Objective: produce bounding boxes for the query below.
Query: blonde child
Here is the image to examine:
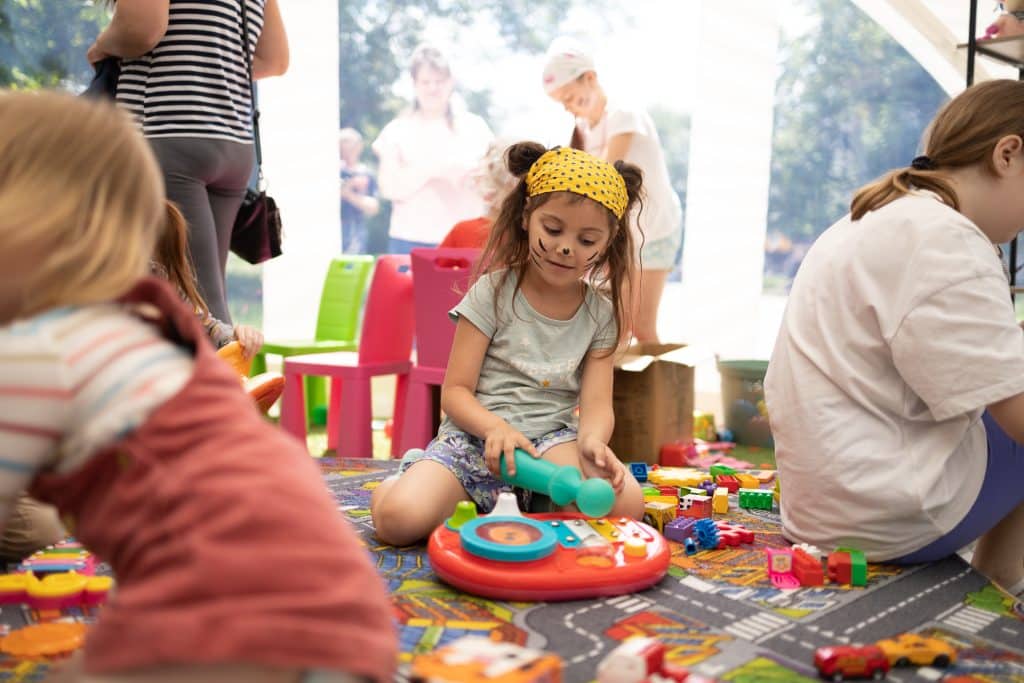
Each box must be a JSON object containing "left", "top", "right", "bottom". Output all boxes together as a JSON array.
[
  {"left": 542, "top": 37, "right": 683, "bottom": 344},
  {"left": 153, "top": 201, "right": 264, "bottom": 360},
  {"left": 765, "top": 79, "right": 1024, "bottom": 596},
  {"left": 372, "top": 143, "right": 646, "bottom": 546},
  {"left": 0, "top": 91, "right": 396, "bottom": 682}
]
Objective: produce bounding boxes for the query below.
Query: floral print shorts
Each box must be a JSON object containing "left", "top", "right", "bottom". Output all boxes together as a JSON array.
[{"left": 398, "top": 426, "right": 578, "bottom": 512}]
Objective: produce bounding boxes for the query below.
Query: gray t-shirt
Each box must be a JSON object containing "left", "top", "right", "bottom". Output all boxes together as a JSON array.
[{"left": 440, "top": 271, "right": 618, "bottom": 440}]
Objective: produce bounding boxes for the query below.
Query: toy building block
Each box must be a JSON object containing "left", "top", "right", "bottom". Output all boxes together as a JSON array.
[
  {"left": 714, "top": 474, "right": 740, "bottom": 493},
  {"left": 677, "top": 494, "right": 711, "bottom": 519},
  {"left": 663, "top": 517, "right": 699, "bottom": 543},
  {"left": 683, "top": 537, "right": 697, "bottom": 555},
  {"left": 708, "top": 464, "right": 736, "bottom": 478},
  {"left": 501, "top": 448, "right": 614, "bottom": 518},
  {"left": 658, "top": 441, "right": 696, "bottom": 467},
  {"left": 643, "top": 501, "right": 676, "bottom": 534},
  {"left": 792, "top": 542, "right": 823, "bottom": 561},
  {"left": 792, "top": 548, "right": 824, "bottom": 586},
  {"left": 837, "top": 547, "right": 867, "bottom": 586},
  {"left": 694, "top": 518, "right": 720, "bottom": 550},
  {"left": 647, "top": 467, "right": 711, "bottom": 489},
  {"left": 738, "top": 488, "right": 773, "bottom": 511},
  {"left": 714, "top": 521, "right": 754, "bottom": 546},
  {"left": 629, "top": 462, "right": 649, "bottom": 483},
  {"left": 734, "top": 473, "right": 759, "bottom": 490},
  {"left": 697, "top": 480, "right": 717, "bottom": 496},
  {"left": 712, "top": 487, "right": 729, "bottom": 514},
  {"left": 826, "top": 551, "right": 853, "bottom": 585},
  {"left": 657, "top": 485, "right": 680, "bottom": 497}
]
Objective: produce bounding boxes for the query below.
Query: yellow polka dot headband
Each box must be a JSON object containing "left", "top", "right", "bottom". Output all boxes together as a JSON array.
[{"left": 525, "top": 147, "right": 628, "bottom": 219}]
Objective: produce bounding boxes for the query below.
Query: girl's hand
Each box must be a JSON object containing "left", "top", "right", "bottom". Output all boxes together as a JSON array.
[
  {"left": 483, "top": 422, "right": 538, "bottom": 478},
  {"left": 234, "top": 325, "right": 264, "bottom": 359},
  {"left": 578, "top": 435, "right": 626, "bottom": 493}
]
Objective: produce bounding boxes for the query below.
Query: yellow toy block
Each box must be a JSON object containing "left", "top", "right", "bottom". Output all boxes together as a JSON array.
[
  {"left": 712, "top": 487, "right": 729, "bottom": 514},
  {"left": 647, "top": 467, "right": 711, "bottom": 488},
  {"left": 643, "top": 501, "right": 676, "bottom": 533},
  {"left": 735, "top": 473, "right": 759, "bottom": 490}
]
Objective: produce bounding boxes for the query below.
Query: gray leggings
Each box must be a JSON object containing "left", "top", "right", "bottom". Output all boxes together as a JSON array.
[{"left": 149, "top": 137, "right": 255, "bottom": 323}]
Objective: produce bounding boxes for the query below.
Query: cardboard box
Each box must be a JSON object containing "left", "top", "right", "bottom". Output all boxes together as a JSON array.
[{"left": 609, "top": 343, "right": 695, "bottom": 465}]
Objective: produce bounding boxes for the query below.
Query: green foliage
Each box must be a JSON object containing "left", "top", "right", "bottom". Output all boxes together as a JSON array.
[
  {"left": 768, "top": 0, "right": 947, "bottom": 247},
  {"left": 0, "top": 0, "right": 108, "bottom": 90}
]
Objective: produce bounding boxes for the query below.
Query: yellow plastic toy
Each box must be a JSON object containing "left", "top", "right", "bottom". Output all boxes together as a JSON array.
[
  {"left": 646, "top": 467, "right": 711, "bottom": 489},
  {"left": 0, "top": 622, "right": 87, "bottom": 658}
]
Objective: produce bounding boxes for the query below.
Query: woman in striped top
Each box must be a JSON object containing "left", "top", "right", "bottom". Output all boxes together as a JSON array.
[
  {"left": 87, "top": 0, "right": 289, "bottom": 324},
  {"left": 0, "top": 92, "right": 396, "bottom": 682}
]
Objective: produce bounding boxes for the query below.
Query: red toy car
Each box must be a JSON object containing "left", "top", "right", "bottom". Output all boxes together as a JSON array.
[
  {"left": 597, "top": 637, "right": 717, "bottom": 683},
  {"left": 813, "top": 644, "right": 890, "bottom": 681}
]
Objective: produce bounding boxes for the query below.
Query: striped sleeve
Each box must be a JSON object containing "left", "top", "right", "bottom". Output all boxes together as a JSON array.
[{"left": 0, "top": 310, "right": 77, "bottom": 523}]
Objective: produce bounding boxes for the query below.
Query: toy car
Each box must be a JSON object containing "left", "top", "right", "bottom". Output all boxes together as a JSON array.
[
  {"left": 874, "top": 633, "right": 956, "bottom": 667},
  {"left": 410, "top": 636, "right": 563, "bottom": 683},
  {"left": 813, "top": 644, "right": 889, "bottom": 681},
  {"left": 597, "top": 637, "right": 717, "bottom": 682}
]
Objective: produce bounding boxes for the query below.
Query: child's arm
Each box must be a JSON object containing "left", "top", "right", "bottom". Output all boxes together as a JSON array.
[
  {"left": 577, "top": 349, "right": 626, "bottom": 492},
  {"left": 441, "top": 317, "right": 539, "bottom": 477},
  {"left": 603, "top": 133, "right": 635, "bottom": 165}
]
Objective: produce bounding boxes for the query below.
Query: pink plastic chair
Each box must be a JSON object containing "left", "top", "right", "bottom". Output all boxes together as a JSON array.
[
  {"left": 281, "top": 255, "right": 414, "bottom": 458},
  {"left": 397, "top": 247, "right": 481, "bottom": 454}
]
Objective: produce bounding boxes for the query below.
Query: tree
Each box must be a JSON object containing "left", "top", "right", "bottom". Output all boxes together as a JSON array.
[
  {"left": 767, "top": 0, "right": 946, "bottom": 254},
  {"left": 0, "top": 0, "right": 108, "bottom": 90}
]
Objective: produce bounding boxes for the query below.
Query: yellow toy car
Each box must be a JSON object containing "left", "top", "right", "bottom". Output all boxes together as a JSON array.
[{"left": 875, "top": 633, "right": 956, "bottom": 667}]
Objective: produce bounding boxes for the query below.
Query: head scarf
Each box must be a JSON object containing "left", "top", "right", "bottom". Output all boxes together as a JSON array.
[{"left": 526, "top": 147, "right": 627, "bottom": 219}]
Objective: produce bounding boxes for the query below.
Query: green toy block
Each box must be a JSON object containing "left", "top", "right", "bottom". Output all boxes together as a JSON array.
[
  {"left": 738, "top": 487, "right": 773, "bottom": 511},
  {"left": 836, "top": 546, "right": 868, "bottom": 586},
  {"left": 709, "top": 464, "right": 737, "bottom": 477}
]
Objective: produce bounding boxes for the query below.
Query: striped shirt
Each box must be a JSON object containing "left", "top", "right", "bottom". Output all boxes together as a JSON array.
[
  {"left": 116, "top": 0, "right": 265, "bottom": 143},
  {"left": 0, "top": 306, "right": 193, "bottom": 521}
]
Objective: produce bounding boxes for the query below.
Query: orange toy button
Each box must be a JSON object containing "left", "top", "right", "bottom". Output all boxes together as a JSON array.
[
  {"left": 0, "top": 622, "right": 87, "bottom": 657},
  {"left": 624, "top": 537, "right": 648, "bottom": 558}
]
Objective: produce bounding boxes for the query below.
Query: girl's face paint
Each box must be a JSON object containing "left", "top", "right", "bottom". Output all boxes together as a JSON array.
[{"left": 524, "top": 194, "right": 611, "bottom": 289}]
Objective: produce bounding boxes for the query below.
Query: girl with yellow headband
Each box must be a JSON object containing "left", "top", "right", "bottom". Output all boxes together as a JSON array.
[{"left": 372, "top": 143, "right": 646, "bottom": 546}]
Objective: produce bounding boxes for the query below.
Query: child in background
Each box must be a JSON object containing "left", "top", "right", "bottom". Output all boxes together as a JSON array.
[
  {"left": 371, "top": 143, "right": 646, "bottom": 546},
  {"left": 0, "top": 91, "right": 396, "bottom": 682},
  {"left": 765, "top": 79, "right": 1024, "bottom": 596},
  {"left": 439, "top": 138, "right": 518, "bottom": 249},
  {"left": 153, "top": 201, "right": 264, "bottom": 360},
  {"left": 542, "top": 37, "right": 683, "bottom": 344}
]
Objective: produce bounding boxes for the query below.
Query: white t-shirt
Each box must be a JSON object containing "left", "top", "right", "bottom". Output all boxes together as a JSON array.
[
  {"left": 765, "top": 191, "right": 1024, "bottom": 560},
  {"left": 372, "top": 111, "right": 492, "bottom": 244},
  {"left": 578, "top": 101, "right": 682, "bottom": 243}
]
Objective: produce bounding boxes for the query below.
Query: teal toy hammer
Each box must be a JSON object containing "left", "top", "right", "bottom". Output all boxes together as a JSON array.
[{"left": 499, "top": 448, "right": 615, "bottom": 518}]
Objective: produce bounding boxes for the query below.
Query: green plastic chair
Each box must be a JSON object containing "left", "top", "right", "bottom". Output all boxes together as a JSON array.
[{"left": 251, "top": 255, "right": 375, "bottom": 425}]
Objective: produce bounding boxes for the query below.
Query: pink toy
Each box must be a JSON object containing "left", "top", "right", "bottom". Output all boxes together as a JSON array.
[{"left": 765, "top": 547, "right": 800, "bottom": 589}]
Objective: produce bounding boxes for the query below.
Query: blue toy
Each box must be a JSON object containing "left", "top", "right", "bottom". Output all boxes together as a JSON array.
[
  {"left": 684, "top": 537, "right": 698, "bottom": 555},
  {"left": 629, "top": 462, "right": 649, "bottom": 483},
  {"left": 694, "top": 518, "right": 720, "bottom": 550}
]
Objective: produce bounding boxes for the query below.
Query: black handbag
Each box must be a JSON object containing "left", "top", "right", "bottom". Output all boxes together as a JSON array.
[
  {"left": 82, "top": 57, "right": 120, "bottom": 100},
  {"left": 230, "top": 0, "right": 283, "bottom": 265}
]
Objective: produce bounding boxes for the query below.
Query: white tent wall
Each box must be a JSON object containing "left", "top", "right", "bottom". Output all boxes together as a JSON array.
[{"left": 260, "top": 0, "right": 341, "bottom": 340}]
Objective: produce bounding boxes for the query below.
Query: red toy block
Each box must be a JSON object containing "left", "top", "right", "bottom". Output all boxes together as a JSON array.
[
  {"left": 714, "top": 521, "right": 754, "bottom": 546},
  {"left": 826, "top": 551, "right": 852, "bottom": 585},
  {"left": 792, "top": 548, "right": 824, "bottom": 586},
  {"left": 659, "top": 441, "right": 697, "bottom": 467},
  {"left": 657, "top": 485, "right": 680, "bottom": 497},
  {"left": 714, "top": 474, "right": 740, "bottom": 493}
]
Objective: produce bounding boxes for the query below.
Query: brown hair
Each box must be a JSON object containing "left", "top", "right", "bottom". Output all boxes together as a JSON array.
[
  {"left": 851, "top": 79, "right": 1024, "bottom": 220},
  {"left": 153, "top": 201, "right": 210, "bottom": 319},
  {"left": 477, "top": 142, "right": 643, "bottom": 349},
  {"left": 0, "top": 90, "right": 163, "bottom": 320}
]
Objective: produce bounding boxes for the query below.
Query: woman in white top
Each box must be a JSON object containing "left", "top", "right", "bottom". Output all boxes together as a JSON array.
[
  {"left": 372, "top": 44, "right": 493, "bottom": 253},
  {"left": 542, "top": 38, "right": 683, "bottom": 343},
  {"left": 765, "top": 79, "right": 1024, "bottom": 596}
]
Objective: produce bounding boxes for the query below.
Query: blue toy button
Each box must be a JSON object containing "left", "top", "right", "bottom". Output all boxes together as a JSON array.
[{"left": 459, "top": 516, "right": 558, "bottom": 562}]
